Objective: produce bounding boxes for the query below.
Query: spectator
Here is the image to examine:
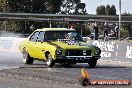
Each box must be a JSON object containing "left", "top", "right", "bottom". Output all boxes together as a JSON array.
[
  {"left": 90, "top": 23, "right": 94, "bottom": 40},
  {"left": 104, "top": 22, "right": 109, "bottom": 37},
  {"left": 70, "top": 25, "right": 75, "bottom": 30},
  {"left": 103, "top": 22, "right": 109, "bottom": 41},
  {"left": 114, "top": 23, "right": 119, "bottom": 38},
  {"left": 93, "top": 22, "right": 99, "bottom": 40}
]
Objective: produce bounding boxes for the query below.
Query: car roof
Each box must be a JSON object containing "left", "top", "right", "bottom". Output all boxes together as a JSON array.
[{"left": 35, "top": 28, "right": 76, "bottom": 32}]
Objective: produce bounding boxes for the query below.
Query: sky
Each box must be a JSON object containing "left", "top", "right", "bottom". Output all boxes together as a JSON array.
[{"left": 81, "top": 0, "right": 132, "bottom": 14}]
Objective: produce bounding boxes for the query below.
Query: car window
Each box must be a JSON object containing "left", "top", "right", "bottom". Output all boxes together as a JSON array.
[
  {"left": 44, "top": 31, "right": 83, "bottom": 41},
  {"left": 45, "top": 31, "right": 72, "bottom": 40},
  {"left": 37, "top": 32, "right": 45, "bottom": 42},
  {"left": 30, "top": 31, "right": 39, "bottom": 42}
]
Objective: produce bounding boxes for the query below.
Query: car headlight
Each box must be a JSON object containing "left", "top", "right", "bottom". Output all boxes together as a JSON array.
[
  {"left": 56, "top": 49, "right": 62, "bottom": 55},
  {"left": 95, "top": 49, "right": 101, "bottom": 55}
]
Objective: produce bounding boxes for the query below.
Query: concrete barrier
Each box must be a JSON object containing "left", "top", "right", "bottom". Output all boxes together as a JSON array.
[{"left": 91, "top": 40, "right": 132, "bottom": 62}]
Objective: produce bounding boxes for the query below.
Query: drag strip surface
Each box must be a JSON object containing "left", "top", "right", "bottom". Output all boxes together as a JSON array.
[
  {"left": 0, "top": 63, "right": 132, "bottom": 88},
  {"left": 0, "top": 37, "right": 132, "bottom": 88}
]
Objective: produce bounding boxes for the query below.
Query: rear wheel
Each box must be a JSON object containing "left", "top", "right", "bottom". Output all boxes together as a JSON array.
[
  {"left": 23, "top": 48, "right": 34, "bottom": 64},
  {"left": 46, "top": 54, "right": 55, "bottom": 67},
  {"left": 88, "top": 59, "right": 97, "bottom": 68}
]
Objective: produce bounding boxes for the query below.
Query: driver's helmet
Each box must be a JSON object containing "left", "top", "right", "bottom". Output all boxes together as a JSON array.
[{"left": 67, "top": 32, "right": 77, "bottom": 40}]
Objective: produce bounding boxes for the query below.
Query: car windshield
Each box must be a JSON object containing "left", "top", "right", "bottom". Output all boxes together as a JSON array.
[{"left": 44, "top": 31, "right": 83, "bottom": 41}]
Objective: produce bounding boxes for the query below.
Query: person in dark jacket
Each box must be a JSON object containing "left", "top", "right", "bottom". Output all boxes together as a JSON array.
[
  {"left": 114, "top": 23, "right": 119, "bottom": 38},
  {"left": 103, "top": 22, "right": 109, "bottom": 41},
  {"left": 93, "top": 22, "right": 99, "bottom": 40}
]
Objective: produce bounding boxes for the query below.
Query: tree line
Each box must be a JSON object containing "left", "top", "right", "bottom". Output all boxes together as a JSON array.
[
  {"left": 96, "top": 4, "right": 116, "bottom": 15},
  {"left": 0, "top": 0, "right": 131, "bottom": 37},
  {"left": 0, "top": 0, "right": 87, "bottom": 33}
]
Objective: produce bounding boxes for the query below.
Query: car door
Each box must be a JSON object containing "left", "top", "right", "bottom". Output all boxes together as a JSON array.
[
  {"left": 28, "top": 31, "right": 39, "bottom": 58},
  {"left": 35, "top": 31, "right": 45, "bottom": 59}
]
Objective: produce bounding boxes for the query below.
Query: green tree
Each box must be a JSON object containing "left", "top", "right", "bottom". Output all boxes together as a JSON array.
[
  {"left": 111, "top": 5, "right": 116, "bottom": 15},
  {"left": 0, "top": 0, "right": 11, "bottom": 12},
  {"left": 122, "top": 11, "right": 131, "bottom": 16},
  {"left": 0, "top": 20, "right": 21, "bottom": 32},
  {"left": 5, "top": 0, "right": 63, "bottom": 13},
  {"left": 96, "top": 4, "right": 117, "bottom": 15},
  {"left": 75, "top": 3, "right": 86, "bottom": 14},
  {"left": 0, "top": 0, "right": 63, "bottom": 33},
  {"left": 96, "top": 5, "right": 105, "bottom": 15},
  {"left": 60, "top": 0, "right": 87, "bottom": 36},
  {"left": 121, "top": 13, "right": 132, "bottom": 36},
  {"left": 121, "top": 24, "right": 130, "bottom": 38},
  {"left": 60, "top": 0, "right": 87, "bottom": 14},
  {"left": 105, "top": 4, "right": 111, "bottom": 15}
]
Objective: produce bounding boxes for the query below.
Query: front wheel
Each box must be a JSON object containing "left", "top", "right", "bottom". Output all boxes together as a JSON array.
[
  {"left": 23, "top": 48, "right": 34, "bottom": 64},
  {"left": 46, "top": 54, "right": 55, "bottom": 67},
  {"left": 88, "top": 59, "right": 97, "bottom": 68}
]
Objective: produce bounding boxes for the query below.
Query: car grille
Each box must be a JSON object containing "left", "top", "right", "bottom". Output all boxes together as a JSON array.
[{"left": 65, "top": 50, "right": 91, "bottom": 56}]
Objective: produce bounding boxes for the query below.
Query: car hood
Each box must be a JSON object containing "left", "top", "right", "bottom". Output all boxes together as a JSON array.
[{"left": 47, "top": 41, "right": 97, "bottom": 50}]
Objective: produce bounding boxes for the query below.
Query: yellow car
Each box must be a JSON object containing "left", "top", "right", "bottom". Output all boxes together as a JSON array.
[{"left": 19, "top": 28, "right": 101, "bottom": 67}]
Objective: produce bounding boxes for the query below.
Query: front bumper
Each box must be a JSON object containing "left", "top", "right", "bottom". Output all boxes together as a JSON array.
[{"left": 55, "top": 55, "right": 101, "bottom": 63}]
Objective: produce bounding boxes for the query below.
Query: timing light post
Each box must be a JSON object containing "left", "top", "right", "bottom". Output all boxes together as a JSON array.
[{"left": 119, "top": 0, "right": 121, "bottom": 40}]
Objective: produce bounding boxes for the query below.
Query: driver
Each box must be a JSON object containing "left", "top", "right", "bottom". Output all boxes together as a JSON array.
[{"left": 67, "top": 32, "right": 77, "bottom": 45}]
